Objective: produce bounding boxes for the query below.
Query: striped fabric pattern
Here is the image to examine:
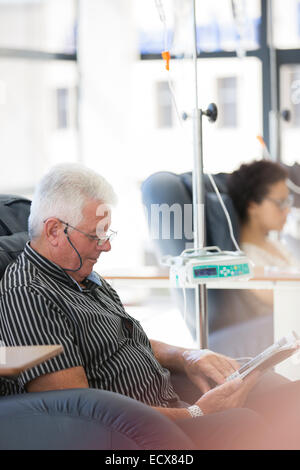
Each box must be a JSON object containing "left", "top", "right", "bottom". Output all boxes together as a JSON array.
[{"left": 0, "top": 243, "right": 179, "bottom": 407}]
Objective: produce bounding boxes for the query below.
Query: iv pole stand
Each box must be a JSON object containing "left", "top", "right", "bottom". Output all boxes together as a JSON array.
[{"left": 191, "top": 0, "right": 217, "bottom": 348}]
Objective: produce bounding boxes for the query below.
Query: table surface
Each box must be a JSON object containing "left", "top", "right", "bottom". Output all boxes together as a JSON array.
[
  {"left": 0, "top": 344, "right": 63, "bottom": 376},
  {"left": 101, "top": 266, "right": 300, "bottom": 283}
]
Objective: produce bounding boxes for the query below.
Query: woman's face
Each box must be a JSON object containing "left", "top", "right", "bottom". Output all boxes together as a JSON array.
[{"left": 248, "top": 179, "right": 292, "bottom": 232}]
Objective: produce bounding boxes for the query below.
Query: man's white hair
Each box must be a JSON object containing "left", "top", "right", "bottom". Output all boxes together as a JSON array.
[{"left": 28, "top": 163, "right": 118, "bottom": 240}]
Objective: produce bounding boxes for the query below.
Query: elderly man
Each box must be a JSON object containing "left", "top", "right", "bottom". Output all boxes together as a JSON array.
[{"left": 0, "top": 163, "right": 299, "bottom": 449}]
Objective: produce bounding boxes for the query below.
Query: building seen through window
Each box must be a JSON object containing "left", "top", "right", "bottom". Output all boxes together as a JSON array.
[
  {"left": 0, "top": 0, "right": 78, "bottom": 195},
  {"left": 0, "top": 0, "right": 300, "bottom": 274}
]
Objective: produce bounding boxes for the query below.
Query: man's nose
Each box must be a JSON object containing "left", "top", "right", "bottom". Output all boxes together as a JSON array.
[{"left": 97, "top": 240, "right": 111, "bottom": 252}]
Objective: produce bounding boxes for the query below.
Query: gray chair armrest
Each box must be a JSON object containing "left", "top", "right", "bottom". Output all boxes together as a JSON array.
[{"left": 0, "top": 388, "right": 195, "bottom": 450}]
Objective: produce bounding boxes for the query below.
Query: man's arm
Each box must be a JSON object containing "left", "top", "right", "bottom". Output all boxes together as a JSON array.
[
  {"left": 150, "top": 339, "right": 186, "bottom": 372},
  {"left": 150, "top": 339, "right": 240, "bottom": 393},
  {"left": 25, "top": 366, "right": 191, "bottom": 422},
  {"left": 153, "top": 372, "right": 260, "bottom": 421},
  {"left": 25, "top": 359, "right": 259, "bottom": 424},
  {"left": 26, "top": 366, "right": 89, "bottom": 393},
  {"left": 0, "top": 286, "right": 88, "bottom": 392}
]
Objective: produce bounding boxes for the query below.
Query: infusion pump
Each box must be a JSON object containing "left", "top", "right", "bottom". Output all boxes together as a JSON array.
[{"left": 164, "top": 247, "right": 253, "bottom": 288}]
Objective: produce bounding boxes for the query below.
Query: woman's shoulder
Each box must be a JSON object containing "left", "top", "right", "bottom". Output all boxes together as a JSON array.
[
  {"left": 241, "top": 242, "right": 266, "bottom": 256},
  {"left": 241, "top": 239, "right": 295, "bottom": 267},
  {"left": 270, "top": 239, "right": 295, "bottom": 262}
]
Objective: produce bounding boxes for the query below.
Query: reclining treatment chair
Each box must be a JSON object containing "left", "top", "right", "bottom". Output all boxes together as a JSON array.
[
  {"left": 141, "top": 171, "right": 274, "bottom": 357},
  {"left": 0, "top": 194, "right": 195, "bottom": 450}
]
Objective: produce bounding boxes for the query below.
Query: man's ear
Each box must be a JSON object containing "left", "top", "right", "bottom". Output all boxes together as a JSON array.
[{"left": 43, "top": 219, "right": 63, "bottom": 246}]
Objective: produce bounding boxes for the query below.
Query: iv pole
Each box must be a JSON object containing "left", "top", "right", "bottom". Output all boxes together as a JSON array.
[{"left": 191, "top": 0, "right": 217, "bottom": 348}]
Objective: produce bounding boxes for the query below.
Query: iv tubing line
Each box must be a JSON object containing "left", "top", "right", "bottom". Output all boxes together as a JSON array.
[{"left": 207, "top": 173, "right": 241, "bottom": 252}]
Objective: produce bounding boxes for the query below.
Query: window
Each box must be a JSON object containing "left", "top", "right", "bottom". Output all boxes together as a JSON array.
[
  {"left": 55, "top": 86, "right": 78, "bottom": 130},
  {"left": 280, "top": 65, "right": 300, "bottom": 165},
  {"left": 217, "top": 76, "right": 238, "bottom": 128},
  {"left": 56, "top": 88, "right": 69, "bottom": 129},
  {"left": 280, "top": 66, "right": 300, "bottom": 128},
  {"left": 272, "top": 0, "right": 300, "bottom": 49},
  {"left": 156, "top": 81, "right": 173, "bottom": 128},
  {"left": 288, "top": 71, "right": 300, "bottom": 127},
  {"left": 0, "top": 59, "right": 78, "bottom": 194},
  {"left": 135, "top": 0, "right": 261, "bottom": 55},
  {"left": 0, "top": 0, "right": 78, "bottom": 196},
  {"left": 0, "top": 0, "right": 77, "bottom": 53}
]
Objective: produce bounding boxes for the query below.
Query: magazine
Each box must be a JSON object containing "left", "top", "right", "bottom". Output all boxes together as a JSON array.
[{"left": 226, "top": 331, "right": 300, "bottom": 381}]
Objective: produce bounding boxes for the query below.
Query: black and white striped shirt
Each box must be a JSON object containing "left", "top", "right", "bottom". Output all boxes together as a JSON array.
[{"left": 0, "top": 243, "right": 179, "bottom": 407}]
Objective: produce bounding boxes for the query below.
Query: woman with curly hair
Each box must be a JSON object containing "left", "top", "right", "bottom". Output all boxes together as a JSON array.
[{"left": 227, "top": 159, "right": 296, "bottom": 310}]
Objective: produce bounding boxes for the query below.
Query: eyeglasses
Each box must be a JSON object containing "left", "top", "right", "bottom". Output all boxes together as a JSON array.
[
  {"left": 56, "top": 219, "right": 117, "bottom": 246},
  {"left": 265, "top": 194, "right": 294, "bottom": 210}
]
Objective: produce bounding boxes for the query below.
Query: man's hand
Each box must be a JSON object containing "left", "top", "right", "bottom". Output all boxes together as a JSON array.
[
  {"left": 182, "top": 349, "right": 240, "bottom": 393},
  {"left": 196, "top": 371, "right": 260, "bottom": 415}
]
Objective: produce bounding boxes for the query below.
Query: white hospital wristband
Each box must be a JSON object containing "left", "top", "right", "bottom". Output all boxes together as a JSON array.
[{"left": 187, "top": 405, "right": 204, "bottom": 418}]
